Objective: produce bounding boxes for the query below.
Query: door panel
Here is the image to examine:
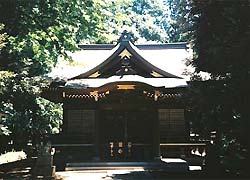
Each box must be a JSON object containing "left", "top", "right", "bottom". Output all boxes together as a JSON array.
[{"left": 99, "top": 109, "right": 154, "bottom": 160}]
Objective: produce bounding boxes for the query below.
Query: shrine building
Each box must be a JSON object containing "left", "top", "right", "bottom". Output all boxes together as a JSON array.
[{"left": 42, "top": 31, "right": 192, "bottom": 163}]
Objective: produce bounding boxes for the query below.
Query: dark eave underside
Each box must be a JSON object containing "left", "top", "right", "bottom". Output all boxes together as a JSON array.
[{"left": 42, "top": 81, "right": 186, "bottom": 103}]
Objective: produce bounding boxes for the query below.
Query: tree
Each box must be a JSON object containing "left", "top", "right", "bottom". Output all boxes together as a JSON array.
[
  {"left": 189, "top": 0, "right": 250, "bottom": 176},
  {"left": 91, "top": 0, "right": 171, "bottom": 43},
  {"left": 0, "top": 0, "right": 107, "bottom": 150},
  {"left": 0, "top": 0, "right": 107, "bottom": 76},
  {"left": 0, "top": 24, "right": 11, "bottom": 136},
  {"left": 164, "top": 0, "right": 192, "bottom": 42}
]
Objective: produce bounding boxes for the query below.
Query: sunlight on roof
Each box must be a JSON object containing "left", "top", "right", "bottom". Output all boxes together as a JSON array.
[{"left": 50, "top": 46, "right": 193, "bottom": 81}]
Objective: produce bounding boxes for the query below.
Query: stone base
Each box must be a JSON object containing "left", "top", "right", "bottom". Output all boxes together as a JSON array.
[
  {"left": 36, "top": 155, "right": 53, "bottom": 166},
  {"left": 154, "top": 156, "right": 162, "bottom": 160},
  {"left": 161, "top": 158, "right": 189, "bottom": 172},
  {"left": 32, "top": 165, "right": 56, "bottom": 178}
]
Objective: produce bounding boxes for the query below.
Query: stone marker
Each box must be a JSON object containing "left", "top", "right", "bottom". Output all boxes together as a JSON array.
[{"left": 32, "top": 141, "right": 56, "bottom": 178}]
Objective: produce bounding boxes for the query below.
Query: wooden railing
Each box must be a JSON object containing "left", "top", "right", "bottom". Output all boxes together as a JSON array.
[{"left": 51, "top": 141, "right": 207, "bottom": 166}]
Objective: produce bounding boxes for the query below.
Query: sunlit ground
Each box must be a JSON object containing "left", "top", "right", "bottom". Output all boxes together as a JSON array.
[
  {"left": 0, "top": 151, "right": 27, "bottom": 165},
  {"left": 56, "top": 158, "right": 202, "bottom": 179},
  {"left": 56, "top": 168, "right": 146, "bottom": 180},
  {"left": 189, "top": 166, "right": 202, "bottom": 171},
  {"left": 56, "top": 167, "right": 202, "bottom": 180}
]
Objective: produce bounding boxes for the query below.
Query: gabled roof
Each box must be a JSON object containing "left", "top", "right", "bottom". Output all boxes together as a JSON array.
[
  {"left": 78, "top": 42, "right": 187, "bottom": 50},
  {"left": 70, "top": 31, "right": 185, "bottom": 80}
]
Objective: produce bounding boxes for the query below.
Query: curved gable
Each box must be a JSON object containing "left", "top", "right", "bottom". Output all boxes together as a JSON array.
[{"left": 70, "top": 32, "right": 182, "bottom": 80}]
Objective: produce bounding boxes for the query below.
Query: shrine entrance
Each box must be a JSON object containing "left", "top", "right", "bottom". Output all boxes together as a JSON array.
[{"left": 99, "top": 109, "right": 155, "bottom": 161}]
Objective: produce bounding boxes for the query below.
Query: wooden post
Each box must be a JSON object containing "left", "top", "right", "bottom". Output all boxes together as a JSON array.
[
  {"left": 153, "top": 109, "right": 161, "bottom": 160},
  {"left": 62, "top": 104, "right": 68, "bottom": 135},
  {"left": 94, "top": 109, "right": 101, "bottom": 161}
]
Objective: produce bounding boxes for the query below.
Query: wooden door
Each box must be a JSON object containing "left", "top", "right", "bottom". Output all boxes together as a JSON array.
[{"left": 99, "top": 109, "right": 154, "bottom": 160}]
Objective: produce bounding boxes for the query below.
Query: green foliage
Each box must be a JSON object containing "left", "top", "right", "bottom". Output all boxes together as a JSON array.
[
  {"left": 188, "top": 0, "right": 250, "bottom": 175},
  {"left": 91, "top": 0, "right": 170, "bottom": 43},
  {"left": 0, "top": 1, "right": 86, "bottom": 145},
  {"left": 0, "top": 71, "right": 14, "bottom": 96},
  {"left": 0, "top": 125, "right": 11, "bottom": 136},
  {"left": 0, "top": 0, "right": 108, "bottom": 142},
  {"left": 192, "top": 1, "right": 250, "bottom": 77},
  {"left": 164, "top": 0, "right": 192, "bottom": 42},
  {"left": 0, "top": 25, "right": 11, "bottom": 137},
  {"left": 0, "top": 98, "right": 62, "bottom": 138},
  {"left": 0, "top": 0, "right": 106, "bottom": 76},
  {"left": 0, "top": 72, "right": 62, "bottom": 141},
  {"left": 0, "top": 24, "right": 7, "bottom": 49}
]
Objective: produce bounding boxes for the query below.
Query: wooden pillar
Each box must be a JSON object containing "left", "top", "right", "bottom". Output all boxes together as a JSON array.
[
  {"left": 152, "top": 109, "right": 161, "bottom": 160},
  {"left": 62, "top": 104, "right": 68, "bottom": 135},
  {"left": 94, "top": 108, "right": 101, "bottom": 161}
]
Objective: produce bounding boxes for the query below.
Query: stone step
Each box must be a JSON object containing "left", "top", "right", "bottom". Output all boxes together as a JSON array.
[
  {"left": 65, "top": 166, "right": 146, "bottom": 171},
  {"left": 65, "top": 158, "right": 189, "bottom": 172},
  {"left": 65, "top": 162, "right": 155, "bottom": 171}
]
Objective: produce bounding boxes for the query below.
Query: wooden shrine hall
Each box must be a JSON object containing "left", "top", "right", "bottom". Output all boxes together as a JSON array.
[{"left": 42, "top": 31, "right": 191, "bottom": 163}]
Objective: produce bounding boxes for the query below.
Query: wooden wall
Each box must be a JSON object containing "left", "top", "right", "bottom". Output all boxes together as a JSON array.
[
  {"left": 64, "top": 108, "right": 186, "bottom": 143},
  {"left": 66, "top": 109, "right": 95, "bottom": 142},
  {"left": 158, "top": 109, "right": 186, "bottom": 142}
]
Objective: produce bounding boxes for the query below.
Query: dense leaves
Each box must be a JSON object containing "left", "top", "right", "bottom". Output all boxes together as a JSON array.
[
  {"left": 92, "top": 0, "right": 170, "bottom": 43},
  {"left": 164, "top": 0, "right": 192, "bottom": 42},
  {"left": 0, "top": 24, "right": 11, "bottom": 136},
  {"left": 0, "top": 0, "right": 104, "bottom": 76},
  {"left": 0, "top": 0, "right": 102, "bottom": 147},
  {"left": 188, "top": 0, "right": 250, "bottom": 175},
  {"left": 0, "top": 69, "right": 63, "bottom": 141}
]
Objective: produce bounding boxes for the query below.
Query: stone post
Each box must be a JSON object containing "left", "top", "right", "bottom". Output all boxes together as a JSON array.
[{"left": 32, "top": 141, "right": 56, "bottom": 178}]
